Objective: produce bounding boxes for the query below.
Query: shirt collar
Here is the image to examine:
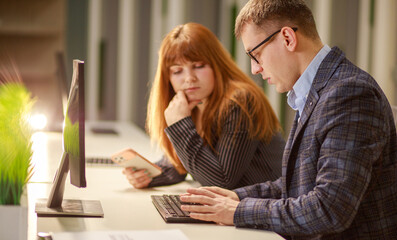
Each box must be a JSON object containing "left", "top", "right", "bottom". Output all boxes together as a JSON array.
[{"left": 287, "top": 44, "right": 331, "bottom": 117}]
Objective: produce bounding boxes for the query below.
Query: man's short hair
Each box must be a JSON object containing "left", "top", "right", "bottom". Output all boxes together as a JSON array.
[{"left": 235, "top": 0, "right": 319, "bottom": 40}]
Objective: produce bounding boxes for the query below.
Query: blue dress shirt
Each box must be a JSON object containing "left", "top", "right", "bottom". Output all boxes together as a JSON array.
[{"left": 287, "top": 45, "right": 331, "bottom": 118}]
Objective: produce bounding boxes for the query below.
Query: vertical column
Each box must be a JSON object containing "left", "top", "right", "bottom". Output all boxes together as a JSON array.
[
  {"left": 356, "top": 0, "right": 371, "bottom": 72},
  {"left": 313, "top": 0, "right": 332, "bottom": 45},
  {"left": 148, "top": 0, "right": 164, "bottom": 86},
  {"left": 87, "top": 0, "right": 102, "bottom": 120},
  {"left": 117, "top": 0, "right": 136, "bottom": 121},
  {"left": 371, "top": 0, "right": 396, "bottom": 103},
  {"left": 219, "top": 0, "right": 236, "bottom": 55},
  {"left": 167, "top": 0, "right": 186, "bottom": 32},
  {"left": 235, "top": 0, "right": 250, "bottom": 75},
  {"left": 395, "top": 2, "right": 397, "bottom": 105}
]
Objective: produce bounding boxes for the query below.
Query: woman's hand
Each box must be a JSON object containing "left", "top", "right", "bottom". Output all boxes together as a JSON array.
[
  {"left": 122, "top": 167, "right": 152, "bottom": 189},
  {"left": 164, "top": 91, "right": 201, "bottom": 126}
]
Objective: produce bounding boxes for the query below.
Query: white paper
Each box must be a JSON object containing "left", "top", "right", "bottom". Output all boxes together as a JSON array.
[{"left": 52, "top": 229, "right": 189, "bottom": 240}]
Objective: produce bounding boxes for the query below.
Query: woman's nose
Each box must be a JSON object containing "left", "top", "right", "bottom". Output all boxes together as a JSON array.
[{"left": 185, "top": 71, "right": 197, "bottom": 83}]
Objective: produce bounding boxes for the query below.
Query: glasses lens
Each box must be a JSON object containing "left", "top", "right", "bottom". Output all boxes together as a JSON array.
[{"left": 246, "top": 52, "right": 259, "bottom": 64}]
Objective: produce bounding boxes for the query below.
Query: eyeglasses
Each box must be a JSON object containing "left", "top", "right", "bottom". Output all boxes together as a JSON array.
[{"left": 246, "top": 27, "right": 298, "bottom": 64}]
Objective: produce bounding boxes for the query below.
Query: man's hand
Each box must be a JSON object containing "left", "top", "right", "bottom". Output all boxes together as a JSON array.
[
  {"left": 180, "top": 187, "right": 240, "bottom": 225},
  {"left": 200, "top": 186, "right": 240, "bottom": 201}
]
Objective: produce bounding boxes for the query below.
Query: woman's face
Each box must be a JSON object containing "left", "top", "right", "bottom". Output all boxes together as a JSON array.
[{"left": 169, "top": 60, "right": 215, "bottom": 104}]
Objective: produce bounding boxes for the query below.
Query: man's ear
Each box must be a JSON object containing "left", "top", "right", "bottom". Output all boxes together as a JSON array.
[{"left": 281, "top": 27, "right": 297, "bottom": 52}]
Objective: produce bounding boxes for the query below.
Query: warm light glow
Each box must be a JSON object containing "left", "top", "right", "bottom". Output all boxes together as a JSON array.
[{"left": 29, "top": 114, "right": 48, "bottom": 130}]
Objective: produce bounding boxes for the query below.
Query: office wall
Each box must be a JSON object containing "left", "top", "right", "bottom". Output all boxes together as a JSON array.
[
  {"left": 66, "top": 0, "right": 88, "bottom": 86},
  {"left": 80, "top": 0, "right": 397, "bottom": 133}
]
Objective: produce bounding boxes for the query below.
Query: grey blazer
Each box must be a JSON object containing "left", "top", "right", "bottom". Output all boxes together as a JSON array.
[{"left": 233, "top": 47, "right": 397, "bottom": 239}]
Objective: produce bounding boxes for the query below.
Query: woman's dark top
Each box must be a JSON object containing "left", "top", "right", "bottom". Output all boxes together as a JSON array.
[{"left": 148, "top": 105, "right": 285, "bottom": 189}]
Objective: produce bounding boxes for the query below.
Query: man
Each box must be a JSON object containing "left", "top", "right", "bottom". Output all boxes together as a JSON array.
[{"left": 179, "top": 0, "right": 397, "bottom": 239}]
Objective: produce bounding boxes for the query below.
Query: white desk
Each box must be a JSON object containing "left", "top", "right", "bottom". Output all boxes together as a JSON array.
[{"left": 27, "top": 121, "right": 284, "bottom": 240}]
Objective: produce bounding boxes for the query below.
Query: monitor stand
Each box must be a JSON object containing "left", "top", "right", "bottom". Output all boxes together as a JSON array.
[
  {"left": 34, "top": 152, "right": 104, "bottom": 218},
  {"left": 35, "top": 199, "right": 103, "bottom": 217}
]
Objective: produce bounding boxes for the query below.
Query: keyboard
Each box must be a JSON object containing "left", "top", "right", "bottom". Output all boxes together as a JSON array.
[
  {"left": 151, "top": 195, "right": 211, "bottom": 223},
  {"left": 86, "top": 157, "right": 116, "bottom": 166}
]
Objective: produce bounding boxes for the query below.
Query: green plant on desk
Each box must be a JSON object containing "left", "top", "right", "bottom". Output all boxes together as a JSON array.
[{"left": 0, "top": 83, "right": 34, "bottom": 205}]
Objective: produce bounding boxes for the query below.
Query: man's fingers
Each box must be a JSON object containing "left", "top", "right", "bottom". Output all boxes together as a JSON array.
[
  {"left": 200, "top": 186, "right": 239, "bottom": 201},
  {"left": 200, "top": 186, "right": 228, "bottom": 196},
  {"left": 180, "top": 194, "right": 216, "bottom": 205},
  {"left": 181, "top": 204, "right": 213, "bottom": 213},
  {"left": 179, "top": 193, "right": 192, "bottom": 197},
  {"left": 186, "top": 188, "right": 217, "bottom": 198}
]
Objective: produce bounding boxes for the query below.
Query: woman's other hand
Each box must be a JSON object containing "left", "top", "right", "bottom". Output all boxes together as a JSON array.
[{"left": 122, "top": 167, "right": 152, "bottom": 189}]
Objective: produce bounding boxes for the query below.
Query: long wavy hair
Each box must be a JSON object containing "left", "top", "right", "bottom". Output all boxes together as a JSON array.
[{"left": 146, "top": 22, "right": 281, "bottom": 174}]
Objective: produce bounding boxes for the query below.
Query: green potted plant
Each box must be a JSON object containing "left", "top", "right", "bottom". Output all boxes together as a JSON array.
[{"left": 0, "top": 82, "right": 35, "bottom": 240}]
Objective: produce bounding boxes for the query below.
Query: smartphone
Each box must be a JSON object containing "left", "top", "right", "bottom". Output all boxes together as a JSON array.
[{"left": 111, "top": 148, "right": 162, "bottom": 177}]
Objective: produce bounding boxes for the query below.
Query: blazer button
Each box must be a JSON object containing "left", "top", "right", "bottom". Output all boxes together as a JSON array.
[
  {"left": 310, "top": 102, "right": 313, "bottom": 106},
  {"left": 254, "top": 224, "right": 269, "bottom": 229},
  {"left": 262, "top": 223, "right": 269, "bottom": 229}
]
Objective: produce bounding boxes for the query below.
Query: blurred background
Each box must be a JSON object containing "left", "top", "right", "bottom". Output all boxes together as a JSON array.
[{"left": 0, "top": 0, "right": 396, "bottom": 137}]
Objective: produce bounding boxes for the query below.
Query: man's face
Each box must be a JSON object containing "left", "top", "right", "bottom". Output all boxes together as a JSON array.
[{"left": 241, "top": 23, "right": 296, "bottom": 93}]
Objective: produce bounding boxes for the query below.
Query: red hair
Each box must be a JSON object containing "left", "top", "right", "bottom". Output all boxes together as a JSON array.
[{"left": 146, "top": 23, "right": 280, "bottom": 174}]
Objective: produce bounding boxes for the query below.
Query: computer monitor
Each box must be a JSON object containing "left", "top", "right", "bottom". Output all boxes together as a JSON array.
[
  {"left": 35, "top": 60, "right": 103, "bottom": 217},
  {"left": 56, "top": 52, "right": 118, "bottom": 135}
]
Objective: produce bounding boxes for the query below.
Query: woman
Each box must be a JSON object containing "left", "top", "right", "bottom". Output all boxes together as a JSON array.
[{"left": 123, "top": 22, "right": 285, "bottom": 189}]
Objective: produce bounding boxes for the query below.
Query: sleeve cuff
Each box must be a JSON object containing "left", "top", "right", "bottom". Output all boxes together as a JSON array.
[
  {"left": 234, "top": 187, "right": 250, "bottom": 200},
  {"left": 233, "top": 198, "right": 272, "bottom": 230}
]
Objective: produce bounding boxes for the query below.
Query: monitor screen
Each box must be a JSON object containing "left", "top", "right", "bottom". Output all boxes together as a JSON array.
[
  {"left": 35, "top": 60, "right": 103, "bottom": 217},
  {"left": 64, "top": 59, "right": 85, "bottom": 187}
]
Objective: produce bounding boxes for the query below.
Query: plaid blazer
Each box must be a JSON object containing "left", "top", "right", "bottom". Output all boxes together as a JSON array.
[{"left": 233, "top": 47, "right": 397, "bottom": 239}]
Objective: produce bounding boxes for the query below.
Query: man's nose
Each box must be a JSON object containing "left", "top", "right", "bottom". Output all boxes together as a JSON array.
[{"left": 251, "top": 60, "right": 263, "bottom": 75}]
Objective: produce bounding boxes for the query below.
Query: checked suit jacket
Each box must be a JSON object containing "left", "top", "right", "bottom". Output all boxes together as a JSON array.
[{"left": 233, "top": 47, "right": 397, "bottom": 239}]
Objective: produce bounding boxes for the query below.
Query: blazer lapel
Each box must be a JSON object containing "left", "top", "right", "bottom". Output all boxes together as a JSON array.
[
  {"left": 293, "top": 92, "right": 319, "bottom": 142},
  {"left": 281, "top": 113, "right": 299, "bottom": 196},
  {"left": 292, "top": 47, "right": 344, "bottom": 145},
  {"left": 283, "top": 47, "right": 346, "bottom": 194}
]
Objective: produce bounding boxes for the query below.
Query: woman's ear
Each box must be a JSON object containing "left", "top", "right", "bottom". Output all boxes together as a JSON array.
[{"left": 281, "top": 27, "right": 297, "bottom": 52}]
